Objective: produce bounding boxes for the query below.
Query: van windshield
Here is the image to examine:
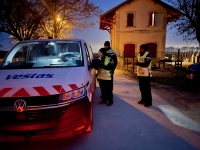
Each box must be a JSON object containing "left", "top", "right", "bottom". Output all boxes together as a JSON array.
[{"left": 0, "top": 40, "right": 83, "bottom": 69}]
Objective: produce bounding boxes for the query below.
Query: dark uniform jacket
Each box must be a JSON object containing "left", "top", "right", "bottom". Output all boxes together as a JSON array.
[{"left": 105, "top": 47, "right": 118, "bottom": 72}]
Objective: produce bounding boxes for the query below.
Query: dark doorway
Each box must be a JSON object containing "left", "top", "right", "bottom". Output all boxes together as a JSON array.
[
  {"left": 146, "top": 43, "right": 157, "bottom": 58},
  {"left": 124, "top": 44, "right": 135, "bottom": 58}
]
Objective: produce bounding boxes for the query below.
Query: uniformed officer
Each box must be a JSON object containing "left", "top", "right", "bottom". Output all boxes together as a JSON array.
[
  {"left": 104, "top": 41, "right": 118, "bottom": 74},
  {"left": 104, "top": 41, "right": 118, "bottom": 94},
  {"left": 97, "top": 48, "right": 114, "bottom": 106},
  {"left": 137, "top": 44, "right": 152, "bottom": 107}
]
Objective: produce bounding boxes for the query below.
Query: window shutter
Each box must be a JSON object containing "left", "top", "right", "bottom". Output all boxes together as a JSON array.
[
  {"left": 124, "top": 44, "right": 135, "bottom": 58},
  {"left": 149, "top": 12, "right": 153, "bottom": 26},
  {"left": 127, "top": 13, "right": 134, "bottom": 26}
]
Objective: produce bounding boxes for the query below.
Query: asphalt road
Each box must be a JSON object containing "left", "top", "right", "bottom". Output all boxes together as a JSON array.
[{"left": 0, "top": 70, "right": 197, "bottom": 150}]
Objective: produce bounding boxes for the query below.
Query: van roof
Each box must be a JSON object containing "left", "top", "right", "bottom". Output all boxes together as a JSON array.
[{"left": 17, "top": 38, "right": 86, "bottom": 44}]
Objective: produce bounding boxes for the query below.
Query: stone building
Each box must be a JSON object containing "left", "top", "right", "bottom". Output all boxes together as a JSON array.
[{"left": 99, "top": 0, "right": 181, "bottom": 66}]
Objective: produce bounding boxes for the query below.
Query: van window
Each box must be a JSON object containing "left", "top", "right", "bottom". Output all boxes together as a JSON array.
[
  {"left": 84, "top": 43, "right": 91, "bottom": 65},
  {"left": 0, "top": 40, "right": 84, "bottom": 69},
  {"left": 86, "top": 43, "right": 93, "bottom": 60}
]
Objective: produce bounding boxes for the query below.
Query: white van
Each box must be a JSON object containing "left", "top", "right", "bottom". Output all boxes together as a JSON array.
[{"left": 0, "top": 38, "right": 96, "bottom": 141}]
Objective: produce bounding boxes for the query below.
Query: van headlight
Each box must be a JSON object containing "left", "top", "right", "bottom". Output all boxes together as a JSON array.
[{"left": 59, "top": 87, "right": 85, "bottom": 103}]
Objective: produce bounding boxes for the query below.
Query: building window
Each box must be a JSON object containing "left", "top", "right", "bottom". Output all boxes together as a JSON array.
[
  {"left": 149, "top": 12, "right": 156, "bottom": 26},
  {"left": 127, "top": 13, "right": 134, "bottom": 26}
]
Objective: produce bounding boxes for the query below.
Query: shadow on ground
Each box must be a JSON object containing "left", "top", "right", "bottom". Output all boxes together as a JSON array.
[{"left": 0, "top": 88, "right": 196, "bottom": 150}]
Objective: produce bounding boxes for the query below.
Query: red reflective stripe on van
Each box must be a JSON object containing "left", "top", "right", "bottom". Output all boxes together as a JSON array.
[
  {"left": 0, "top": 88, "right": 12, "bottom": 97},
  {"left": 52, "top": 85, "right": 66, "bottom": 93},
  {"left": 34, "top": 87, "right": 50, "bottom": 96},
  {"left": 69, "top": 84, "right": 78, "bottom": 90},
  {"left": 12, "top": 88, "right": 30, "bottom": 97}
]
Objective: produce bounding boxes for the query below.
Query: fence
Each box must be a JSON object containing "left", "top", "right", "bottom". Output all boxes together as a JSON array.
[
  {"left": 123, "top": 50, "right": 135, "bottom": 72},
  {"left": 165, "top": 48, "right": 200, "bottom": 63},
  {"left": 122, "top": 48, "right": 200, "bottom": 77}
]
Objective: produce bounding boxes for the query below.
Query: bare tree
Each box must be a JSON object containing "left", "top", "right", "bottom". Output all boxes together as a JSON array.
[
  {"left": 38, "top": 0, "right": 102, "bottom": 38},
  {"left": 0, "top": 0, "right": 102, "bottom": 40},
  {"left": 0, "top": 0, "right": 46, "bottom": 41},
  {"left": 164, "top": 0, "right": 200, "bottom": 46}
]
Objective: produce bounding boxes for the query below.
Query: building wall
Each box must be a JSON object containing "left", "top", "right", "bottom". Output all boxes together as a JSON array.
[{"left": 111, "top": 0, "right": 168, "bottom": 64}]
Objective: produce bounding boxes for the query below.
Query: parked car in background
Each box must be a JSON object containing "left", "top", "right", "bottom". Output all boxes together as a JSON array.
[
  {"left": 185, "top": 62, "right": 200, "bottom": 81},
  {"left": 0, "top": 38, "right": 96, "bottom": 141}
]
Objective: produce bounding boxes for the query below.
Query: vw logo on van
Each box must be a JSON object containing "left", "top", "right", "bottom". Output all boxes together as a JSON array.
[{"left": 14, "top": 99, "right": 27, "bottom": 112}]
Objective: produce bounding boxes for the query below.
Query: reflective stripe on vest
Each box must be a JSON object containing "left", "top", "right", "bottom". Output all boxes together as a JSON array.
[
  {"left": 137, "top": 51, "right": 152, "bottom": 77},
  {"left": 107, "top": 55, "right": 114, "bottom": 65},
  {"left": 138, "top": 51, "right": 148, "bottom": 63},
  {"left": 97, "top": 57, "right": 112, "bottom": 80},
  {"left": 106, "top": 48, "right": 116, "bottom": 55},
  {"left": 106, "top": 48, "right": 116, "bottom": 65}
]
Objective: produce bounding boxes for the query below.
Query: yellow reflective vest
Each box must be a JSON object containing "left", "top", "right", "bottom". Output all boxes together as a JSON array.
[
  {"left": 137, "top": 51, "right": 152, "bottom": 77},
  {"left": 106, "top": 48, "right": 116, "bottom": 54},
  {"left": 97, "top": 56, "right": 112, "bottom": 80},
  {"left": 106, "top": 48, "right": 116, "bottom": 65}
]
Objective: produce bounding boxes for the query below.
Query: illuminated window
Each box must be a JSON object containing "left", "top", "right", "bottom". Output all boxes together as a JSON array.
[
  {"left": 149, "top": 12, "right": 156, "bottom": 26},
  {"left": 127, "top": 13, "right": 134, "bottom": 26}
]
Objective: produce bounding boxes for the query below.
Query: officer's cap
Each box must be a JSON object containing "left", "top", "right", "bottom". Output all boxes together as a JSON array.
[
  {"left": 104, "top": 41, "right": 110, "bottom": 47},
  {"left": 99, "top": 48, "right": 106, "bottom": 55}
]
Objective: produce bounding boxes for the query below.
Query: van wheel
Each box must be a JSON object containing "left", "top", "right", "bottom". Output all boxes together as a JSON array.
[{"left": 86, "top": 93, "right": 93, "bottom": 132}]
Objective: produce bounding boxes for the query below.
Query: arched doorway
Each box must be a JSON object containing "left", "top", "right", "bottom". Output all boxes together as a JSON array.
[
  {"left": 124, "top": 44, "right": 135, "bottom": 58},
  {"left": 146, "top": 43, "right": 157, "bottom": 58},
  {"left": 124, "top": 44, "right": 135, "bottom": 67}
]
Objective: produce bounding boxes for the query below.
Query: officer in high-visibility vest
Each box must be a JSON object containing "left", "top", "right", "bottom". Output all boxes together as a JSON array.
[
  {"left": 137, "top": 44, "right": 152, "bottom": 107},
  {"left": 104, "top": 41, "right": 118, "bottom": 93},
  {"left": 104, "top": 41, "right": 118, "bottom": 74},
  {"left": 97, "top": 48, "right": 114, "bottom": 106}
]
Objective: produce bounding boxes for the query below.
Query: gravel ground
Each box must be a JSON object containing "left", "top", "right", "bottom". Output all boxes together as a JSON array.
[{"left": 122, "top": 66, "right": 200, "bottom": 126}]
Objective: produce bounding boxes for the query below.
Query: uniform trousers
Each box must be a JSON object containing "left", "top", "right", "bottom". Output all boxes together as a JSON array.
[
  {"left": 111, "top": 73, "right": 114, "bottom": 91},
  {"left": 99, "top": 73, "right": 114, "bottom": 98},
  {"left": 98, "top": 79, "right": 113, "bottom": 104},
  {"left": 138, "top": 76, "right": 152, "bottom": 104}
]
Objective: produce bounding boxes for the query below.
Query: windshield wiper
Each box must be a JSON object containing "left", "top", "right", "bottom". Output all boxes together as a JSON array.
[{"left": 43, "top": 66, "right": 60, "bottom": 68}]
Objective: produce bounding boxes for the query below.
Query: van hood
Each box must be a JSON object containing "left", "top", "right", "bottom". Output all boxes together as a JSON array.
[{"left": 0, "top": 67, "right": 87, "bottom": 97}]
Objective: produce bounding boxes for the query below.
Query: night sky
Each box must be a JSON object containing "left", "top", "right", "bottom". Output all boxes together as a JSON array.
[
  {"left": 73, "top": 0, "right": 199, "bottom": 52},
  {"left": 0, "top": 0, "right": 198, "bottom": 51}
]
